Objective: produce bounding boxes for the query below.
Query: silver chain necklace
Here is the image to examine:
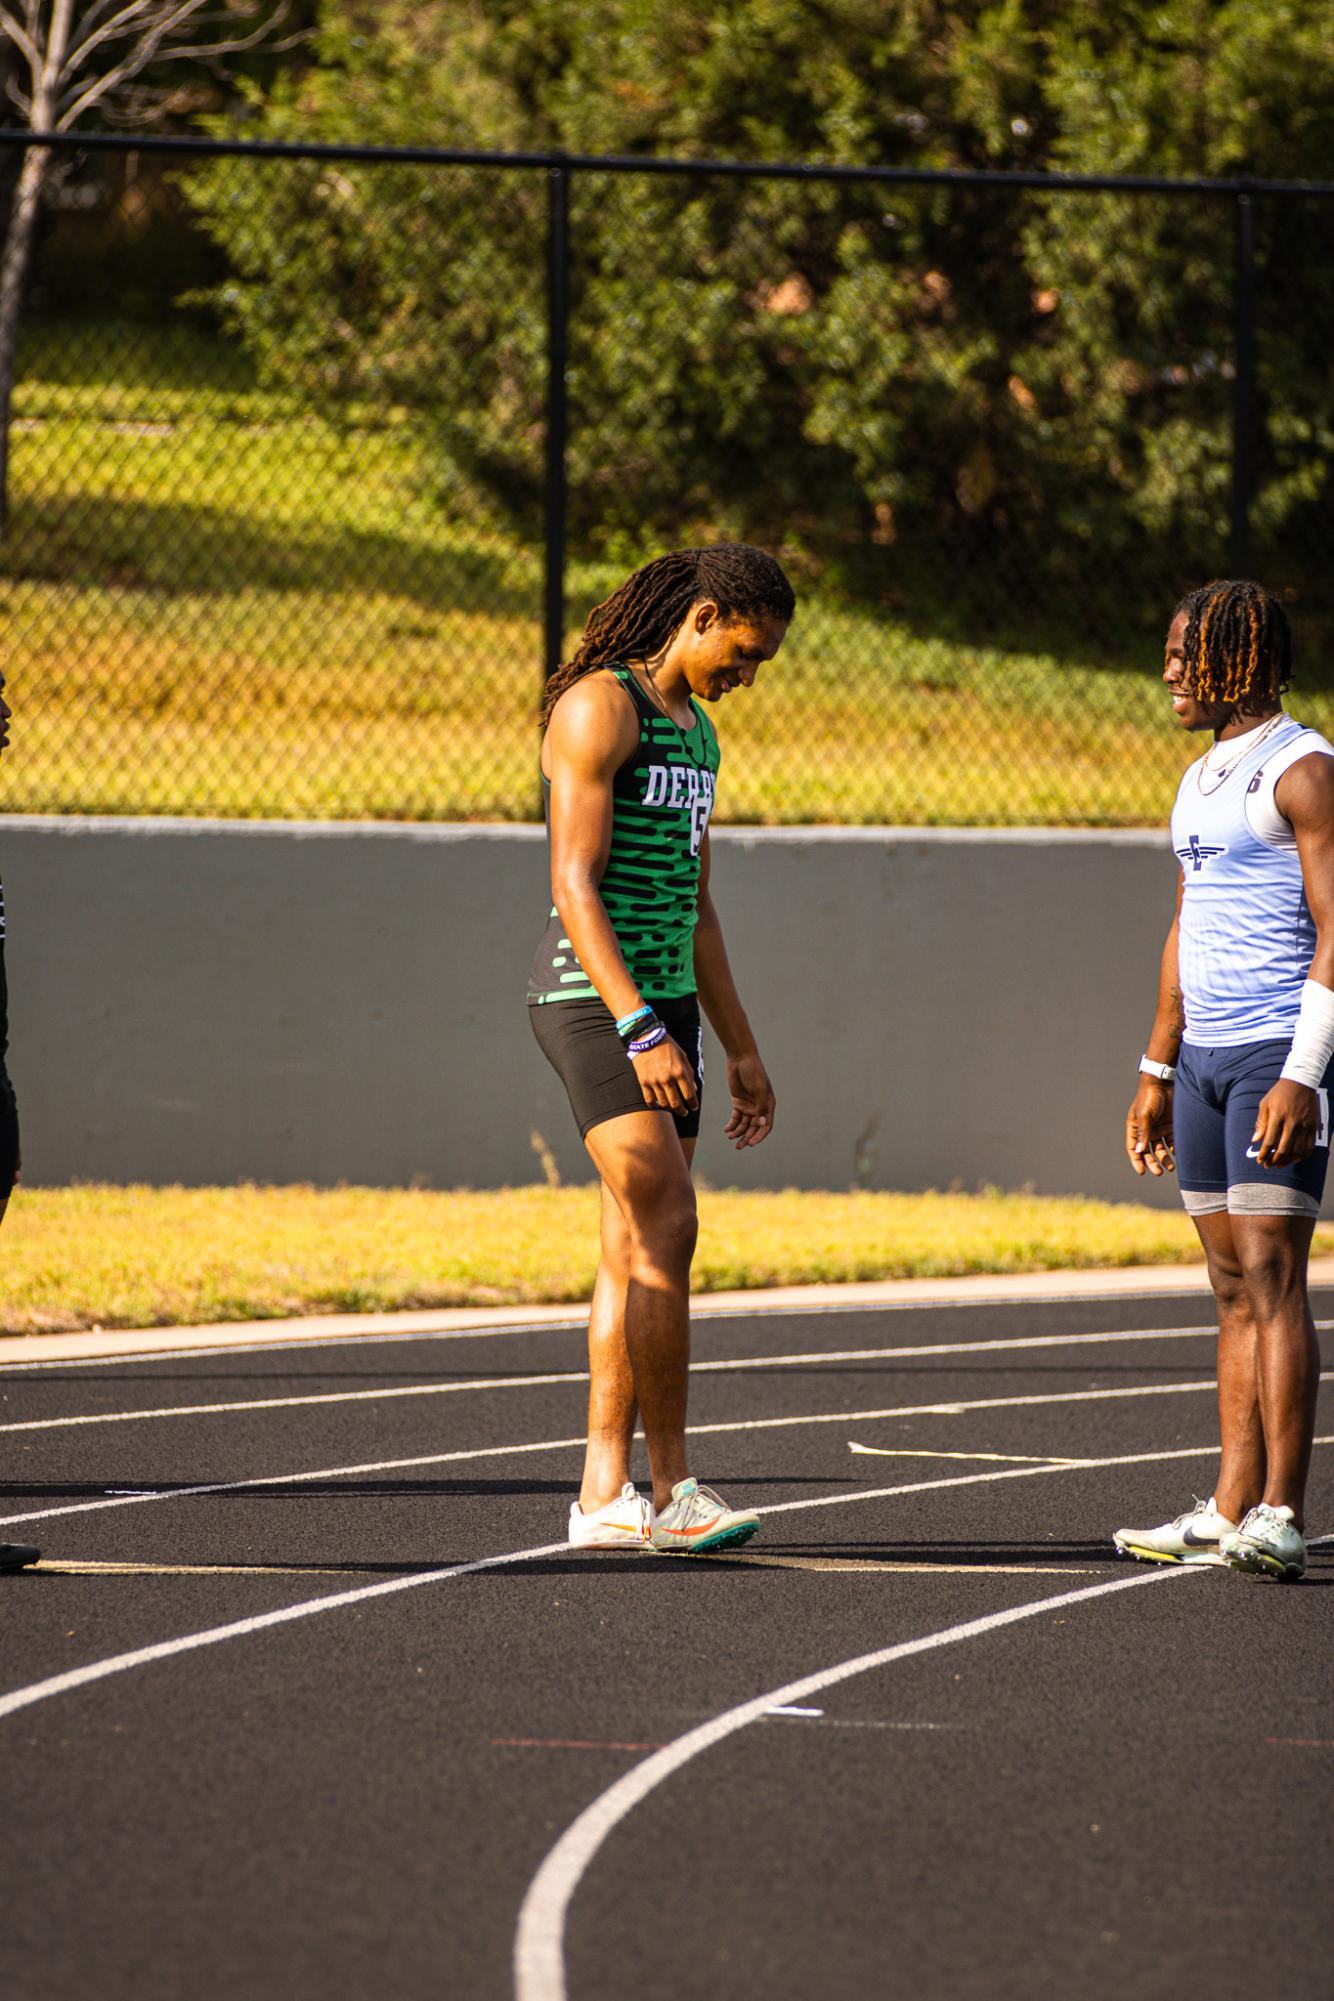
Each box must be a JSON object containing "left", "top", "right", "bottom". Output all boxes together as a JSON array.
[{"left": 1195, "top": 713, "right": 1286, "bottom": 796}]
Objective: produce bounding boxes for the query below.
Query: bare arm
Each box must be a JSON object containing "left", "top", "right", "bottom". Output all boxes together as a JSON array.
[
  {"left": 1250, "top": 754, "right": 1334, "bottom": 1167},
  {"left": 693, "top": 832, "right": 775, "bottom": 1147},
  {"left": 1126, "top": 870, "right": 1184, "bottom": 1177},
  {"left": 545, "top": 680, "right": 698, "bottom": 1114}
]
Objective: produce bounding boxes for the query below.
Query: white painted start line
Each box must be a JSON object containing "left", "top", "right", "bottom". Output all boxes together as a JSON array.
[
  {"left": 0, "top": 1371, "right": 1289, "bottom": 1530},
  {"left": 512, "top": 1565, "right": 1202, "bottom": 2001},
  {"left": 0, "top": 1322, "right": 1238, "bottom": 1434},
  {"left": 0, "top": 1435, "right": 1274, "bottom": 1726}
]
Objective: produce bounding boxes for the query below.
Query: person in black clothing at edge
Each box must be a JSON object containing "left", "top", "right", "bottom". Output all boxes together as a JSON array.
[{"left": 0, "top": 671, "right": 40, "bottom": 1574}]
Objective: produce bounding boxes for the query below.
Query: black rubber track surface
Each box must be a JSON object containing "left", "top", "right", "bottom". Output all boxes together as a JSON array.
[{"left": 1, "top": 1286, "right": 1330, "bottom": 2001}]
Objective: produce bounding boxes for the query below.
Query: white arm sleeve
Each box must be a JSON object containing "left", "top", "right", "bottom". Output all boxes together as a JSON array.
[{"left": 1282, "top": 979, "right": 1334, "bottom": 1088}]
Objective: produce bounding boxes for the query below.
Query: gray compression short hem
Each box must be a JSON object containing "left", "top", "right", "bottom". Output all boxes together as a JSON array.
[{"left": 1227, "top": 1182, "right": 1319, "bottom": 1218}]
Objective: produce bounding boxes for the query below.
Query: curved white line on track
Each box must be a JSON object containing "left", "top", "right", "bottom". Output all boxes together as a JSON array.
[
  {"left": 512, "top": 1565, "right": 1199, "bottom": 2001},
  {"left": 0, "top": 1323, "right": 1235, "bottom": 1434},
  {"left": 4, "top": 1437, "right": 1329, "bottom": 1726}
]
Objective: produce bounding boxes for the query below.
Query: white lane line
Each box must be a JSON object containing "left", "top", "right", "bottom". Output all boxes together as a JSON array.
[
  {"left": 5, "top": 1438, "right": 1329, "bottom": 1728},
  {"left": 0, "top": 1438, "right": 1233, "bottom": 1732},
  {"left": 6, "top": 1358, "right": 1331, "bottom": 1531},
  {"left": 753, "top": 1435, "right": 1334, "bottom": 1524},
  {"left": 0, "top": 1377, "right": 1235, "bottom": 1525},
  {"left": 849, "top": 1444, "right": 1092, "bottom": 1466},
  {"left": 0, "top": 1433, "right": 589, "bottom": 1528},
  {"left": 707, "top": 1324, "right": 1237, "bottom": 1363},
  {"left": 706, "top": 1555, "right": 1097, "bottom": 1576},
  {"left": 513, "top": 1565, "right": 1198, "bottom": 2001},
  {"left": 0, "top": 1289, "right": 1250, "bottom": 1374},
  {"left": 0, "top": 1539, "right": 567, "bottom": 1723},
  {"left": 0, "top": 1324, "right": 1235, "bottom": 1435},
  {"left": 683, "top": 1373, "right": 1334, "bottom": 1445},
  {"left": 0, "top": 1369, "right": 589, "bottom": 1434}
]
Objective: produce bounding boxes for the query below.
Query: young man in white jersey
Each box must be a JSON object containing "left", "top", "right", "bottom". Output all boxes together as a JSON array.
[{"left": 1120, "top": 580, "right": 1331, "bottom": 1581}]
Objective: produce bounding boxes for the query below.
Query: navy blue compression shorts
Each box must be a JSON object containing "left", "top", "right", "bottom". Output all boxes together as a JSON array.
[{"left": 1175, "top": 1038, "right": 1332, "bottom": 1219}]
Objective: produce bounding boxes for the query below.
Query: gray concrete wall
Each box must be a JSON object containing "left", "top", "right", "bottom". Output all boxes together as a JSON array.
[{"left": 0, "top": 816, "right": 1186, "bottom": 1204}]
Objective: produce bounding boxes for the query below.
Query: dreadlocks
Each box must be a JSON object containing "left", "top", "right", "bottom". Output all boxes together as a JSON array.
[
  {"left": 1173, "top": 579, "right": 1292, "bottom": 709},
  {"left": 542, "top": 544, "right": 796, "bottom": 728}
]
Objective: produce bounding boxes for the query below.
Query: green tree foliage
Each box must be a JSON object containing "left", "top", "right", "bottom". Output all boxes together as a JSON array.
[{"left": 185, "top": 0, "right": 1334, "bottom": 637}]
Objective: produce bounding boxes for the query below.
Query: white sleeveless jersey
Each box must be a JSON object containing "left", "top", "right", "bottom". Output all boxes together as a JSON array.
[{"left": 1171, "top": 713, "right": 1334, "bottom": 1046}]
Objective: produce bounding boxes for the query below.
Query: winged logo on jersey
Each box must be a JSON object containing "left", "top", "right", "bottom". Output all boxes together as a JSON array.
[{"left": 1175, "top": 834, "right": 1229, "bottom": 872}]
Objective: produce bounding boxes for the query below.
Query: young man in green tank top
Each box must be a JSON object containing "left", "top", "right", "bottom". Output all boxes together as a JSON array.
[{"left": 529, "top": 545, "right": 794, "bottom": 1555}]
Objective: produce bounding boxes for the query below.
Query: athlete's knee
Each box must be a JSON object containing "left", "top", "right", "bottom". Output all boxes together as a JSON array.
[
  {"left": 1205, "top": 1250, "right": 1247, "bottom": 1316},
  {"left": 1236, "top": 1225, "right": 1309, "bottom": 1314},
  {"left": 629, "top": 1188, "right": 698, "bottom": 1276}
]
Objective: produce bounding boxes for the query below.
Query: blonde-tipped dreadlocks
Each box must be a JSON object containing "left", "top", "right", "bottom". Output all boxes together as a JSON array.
[
  {"left": 542, "top": 544, "right": 795, "bottom": 728},
  {"left": 1174, "top": 579, "right": 1292, "bottom": 707}
]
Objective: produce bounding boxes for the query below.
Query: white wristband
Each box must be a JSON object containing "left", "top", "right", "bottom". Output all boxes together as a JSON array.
[
  {"left": 1138, "top": 1056, "right": 1176, "bottom": 1082},
  {"left": 1280, "top": 979, "right": 1334, "bottom": 1089}
]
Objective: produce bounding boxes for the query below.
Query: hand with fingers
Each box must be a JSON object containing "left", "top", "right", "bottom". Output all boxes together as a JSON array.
[
  {"left": 1250, "top": 1078, "right": 1320, "bottom": 1169},
  {"left": 1126, "top": 1079, "right": 1175, "bottom": 1177},
  {"left": 724, "top": 1050, "right": 775, "bottom": 1149},
  {"left": 630, "top": 1030, "right": 699, "bottom": 1117}
]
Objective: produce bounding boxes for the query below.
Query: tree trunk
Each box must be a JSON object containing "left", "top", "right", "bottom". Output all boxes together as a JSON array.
[{"left": 0, "top": 144, "right": 49, "bottom": 538}]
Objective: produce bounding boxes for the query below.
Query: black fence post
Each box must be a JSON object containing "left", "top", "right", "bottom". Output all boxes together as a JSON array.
[
  {"left": 544, "top": 158, "right": 570, "bottom": 684},
  {"left": 1230, "top": 190, "right": 1255, "bottom": 578}
]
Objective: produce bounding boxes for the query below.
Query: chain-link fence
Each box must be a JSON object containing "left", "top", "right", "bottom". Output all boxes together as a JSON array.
[{"left": 2, "top": 131, "right": 1332, "bottom": 825}]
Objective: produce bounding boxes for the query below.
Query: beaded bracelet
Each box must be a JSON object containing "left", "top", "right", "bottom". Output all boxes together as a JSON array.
[
  {"left": 627, "top": 1023, "right": 668, "bottom": 1057},
  {"left": 616, "top": 1004, "right": 655, "bottom": 1040}
]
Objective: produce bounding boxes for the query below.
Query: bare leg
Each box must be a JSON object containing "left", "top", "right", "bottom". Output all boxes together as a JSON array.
[
  {"left": 578, "top": 1182, "right": 637, "bottom": 1512},
  {"left": 1194, "top": 1210, "right": 1266, "bottom": 1524},
  {"left": 583, "top": 1111, "right": 697, "bottom": 1512},
  {"left": 1230, "top": 1212, "right": 1321, "bottom": 1527}
]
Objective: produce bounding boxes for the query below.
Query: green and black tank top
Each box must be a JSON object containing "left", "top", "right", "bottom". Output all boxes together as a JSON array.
[{"left": 528, "top": 665, "right": 721, "bottom": 1006}]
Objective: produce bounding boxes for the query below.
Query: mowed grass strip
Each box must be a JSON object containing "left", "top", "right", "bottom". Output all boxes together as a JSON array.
[
  {"left": 0, "top": 1181, "right": 1300, "bottom": 1336},
  {"left": 2, "top": 323, "right": 1269, "bottom": 827}
]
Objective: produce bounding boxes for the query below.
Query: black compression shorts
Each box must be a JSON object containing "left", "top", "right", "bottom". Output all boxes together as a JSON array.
[
  {"left": 0, "top": 1071, "right": 18, "bottom": 1201},
  {"left": 529, "top": 993, "right": 703, "bottom": 1141}
]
